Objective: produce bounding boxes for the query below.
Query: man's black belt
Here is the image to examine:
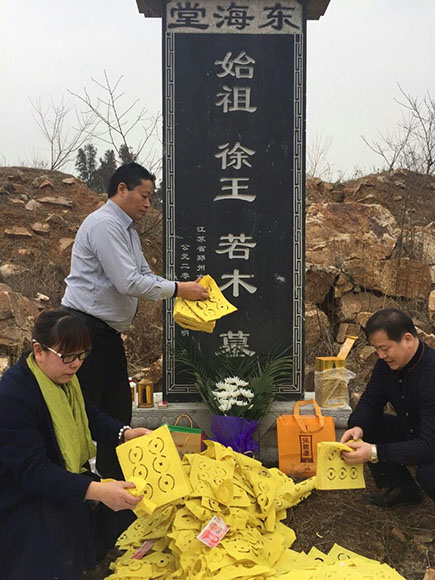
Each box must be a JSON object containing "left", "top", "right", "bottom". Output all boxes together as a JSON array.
[{"left": 60, "top": 306, "right": 120, "bottom": 335}]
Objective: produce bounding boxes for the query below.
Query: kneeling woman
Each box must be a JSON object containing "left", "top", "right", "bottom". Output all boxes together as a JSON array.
[{"left": 0, "top": 309, "right": 149, "bottom": 580}]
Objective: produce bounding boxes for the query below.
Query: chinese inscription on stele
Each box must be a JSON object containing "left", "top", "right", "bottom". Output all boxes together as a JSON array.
[{"left": 167, "top": 0, "right": 303, "bottom": 34}]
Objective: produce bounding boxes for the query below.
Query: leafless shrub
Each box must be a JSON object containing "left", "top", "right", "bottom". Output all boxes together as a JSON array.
[
  {"left": 30, "top": 96, "right": 96, "bottom": 171},
  {"left": 306, "top": 131, "right": 333, "bottom": 180},
  {"left": 362, "top": 85, "right": 435, "bottom": 174},
  {"left": 6, "top": 258, "right": 68, "bottom": 306}
]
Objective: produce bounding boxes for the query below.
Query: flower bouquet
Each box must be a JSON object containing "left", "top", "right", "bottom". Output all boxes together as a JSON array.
[{"left": 176, "top": 341, "right": 292, "bottom": 456}]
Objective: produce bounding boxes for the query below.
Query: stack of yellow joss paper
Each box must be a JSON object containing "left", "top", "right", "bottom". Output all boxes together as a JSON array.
[
  {"left": 106, "top": 427, "right": 405, "bottom": 580},
  {"left": 173, "top": 274, "right": 237, "bottom": 333}
]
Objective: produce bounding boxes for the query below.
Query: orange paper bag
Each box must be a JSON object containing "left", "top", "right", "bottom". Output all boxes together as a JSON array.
[{"left": 277, "top": 399, "right": 336, "bottom": 478}]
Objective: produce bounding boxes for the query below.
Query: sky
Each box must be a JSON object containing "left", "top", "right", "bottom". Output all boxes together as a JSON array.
[{"left": 1, "top": 0, "right": 434, "bottom": 180}]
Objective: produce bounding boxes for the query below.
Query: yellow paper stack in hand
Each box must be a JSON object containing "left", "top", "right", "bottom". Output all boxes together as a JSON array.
[
  {"left": 116, "top": 425, "right": 192, "bottom": 516},
  {"left": 173, "top": 274, "right": 237, "bottom": 333},
  {"left": 315, "top": 441, "right": 365, "bottom": 490}
]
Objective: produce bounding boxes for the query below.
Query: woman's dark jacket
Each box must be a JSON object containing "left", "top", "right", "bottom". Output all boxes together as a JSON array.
[{"left": 0, "top": 356, "right": 124, "bottom": 579}]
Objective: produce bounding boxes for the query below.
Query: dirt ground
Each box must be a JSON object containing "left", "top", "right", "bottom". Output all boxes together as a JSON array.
[
  {"left": 84, "top": 466, "right": 435, "bottom": 580},
  {"left": 288, "top": 471, "right": 435, "bottom": 580}
]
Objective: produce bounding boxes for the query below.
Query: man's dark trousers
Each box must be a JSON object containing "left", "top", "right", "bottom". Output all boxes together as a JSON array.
[
  {"left": 365, "top": 413, "right": 435, "bottom": 501},
  {"left": 77, "top": 324, "right": 131, "bottom": 480}
]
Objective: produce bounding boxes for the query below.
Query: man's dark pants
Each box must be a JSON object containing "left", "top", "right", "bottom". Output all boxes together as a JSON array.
[
  {"left": 365, "top": 413, "right": 435, "bottom": 500},
  {"left": 76, "top": 323, "right": 132, "bottom": 480}
]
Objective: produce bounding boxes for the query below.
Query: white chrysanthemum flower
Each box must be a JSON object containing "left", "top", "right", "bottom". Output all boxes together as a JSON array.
[
  {"left": 222, "top": 389, "right": 238, "bottom": 399},
  {"left": 213, "top": 376, "right": 257, "bottom": 415},
  {"left": 225, "top": 377, "right": 238, "bottom": 384},
  {"left": 223, "top": 378, "right": 236, "bottom": 385},
  {"left": 232, "top": 376, "right": 249, "bottom": 387},
  {"left": 212, "top": 390, "right": 229, "bottom": 400},
  {"left": 218, "top": 399, "right": 232, "bottom": 412}
]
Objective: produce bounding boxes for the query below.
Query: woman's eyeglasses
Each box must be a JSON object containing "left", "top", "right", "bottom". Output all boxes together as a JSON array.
[
  {"left": 44, "top": 345, "right": 91, "bottom": 364},
  {"left": 32, "top": 340, "right": 91, "bottom": 364}
]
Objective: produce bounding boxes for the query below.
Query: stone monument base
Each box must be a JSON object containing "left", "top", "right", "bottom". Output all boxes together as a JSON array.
[{"left": 131, "top": 393, "right": 351, "bottom": 466}]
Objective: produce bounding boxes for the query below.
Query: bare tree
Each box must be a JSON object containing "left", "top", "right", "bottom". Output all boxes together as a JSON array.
[
  {"left": 361, "top": 123, "right": 413, "bottom": 173},
  {"left": 362, "top": 85, "right": 435, "bottom": 175},
  {"left": 30, "top": 97, "right": 96, "bottom": 170},
  {"left": 69, "top": 71, "right": 162, "bottom": 175},
  {"left": 306, "top": 131, "right": 333, "bottom": 180}
]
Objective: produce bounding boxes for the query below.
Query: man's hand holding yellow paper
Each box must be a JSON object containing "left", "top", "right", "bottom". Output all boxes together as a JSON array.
[{"left": 173, "top": 274, "right": 237, "bottom": 333}]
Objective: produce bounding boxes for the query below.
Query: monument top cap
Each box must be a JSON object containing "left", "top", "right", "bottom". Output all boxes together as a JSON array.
[{"left": 136, "top": 0, "right": 331, "bottom": 20}]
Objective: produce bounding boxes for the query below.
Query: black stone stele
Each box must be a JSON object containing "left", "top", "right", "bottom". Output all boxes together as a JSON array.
[{"left": 162, "top": 0, "right": 306, "bottom": 401}]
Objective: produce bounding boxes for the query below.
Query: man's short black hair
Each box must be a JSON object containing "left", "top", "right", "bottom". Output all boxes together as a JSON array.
[
  {"left": 366, "top": 308, "right": 418, "bottom": 342},
  {"left": 107, "top": 163, "right": 156, "bottom": 198}
]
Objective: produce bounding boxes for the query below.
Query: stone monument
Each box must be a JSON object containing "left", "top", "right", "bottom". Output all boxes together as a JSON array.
[{"left": 132, "top": 0, "right": 346, "bottom": 463}]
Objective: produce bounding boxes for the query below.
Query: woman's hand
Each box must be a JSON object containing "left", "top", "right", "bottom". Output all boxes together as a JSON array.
[
  {"left": 85, "top": 480, "right": 143, "bottom": 511},
  {"left": 123, "top": 427, "right": 152, "bottom": 442}
]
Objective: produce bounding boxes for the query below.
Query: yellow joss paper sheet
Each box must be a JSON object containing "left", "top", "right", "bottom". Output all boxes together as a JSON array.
[
  {"left": 315, "top": 441, "right": 365, "bottom": 490},
  {"left": 173, "top": 274, "right": 237, "bottom": 332},
  {"left": 326, "top": 543, "right": 381, "bottom": 565},
  {"left": 116, "top": 425, "right": 192, "bottom": 514},
  {"left": 187, "top": 275, "right": 237, "bottom": 322}
]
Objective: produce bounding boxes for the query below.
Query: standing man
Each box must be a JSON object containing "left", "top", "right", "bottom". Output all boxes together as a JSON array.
[
  {"left": 341, "top": 308, "right": 435, "bottom": 507},
  {"left": 62, "top": 163, "right": 208, "bottom": 478}
]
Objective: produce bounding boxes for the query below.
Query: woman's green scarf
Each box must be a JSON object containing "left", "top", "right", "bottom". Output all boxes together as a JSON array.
[{"left": 27, "top": 353, "right": 96, "bottom": 474}]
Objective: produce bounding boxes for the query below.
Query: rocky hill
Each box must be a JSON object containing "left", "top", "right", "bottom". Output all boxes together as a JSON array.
[
  {"left": 305, "top": 170, "right": 435, "bottom": 396},
  {"left": 0, "top": 166, "right": 434, "bottom": 393}
]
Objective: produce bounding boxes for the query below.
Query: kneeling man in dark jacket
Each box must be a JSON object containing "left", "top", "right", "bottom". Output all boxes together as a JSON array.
[{"left": 341, "top": 308, "right": 435, "bottom": 507}]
